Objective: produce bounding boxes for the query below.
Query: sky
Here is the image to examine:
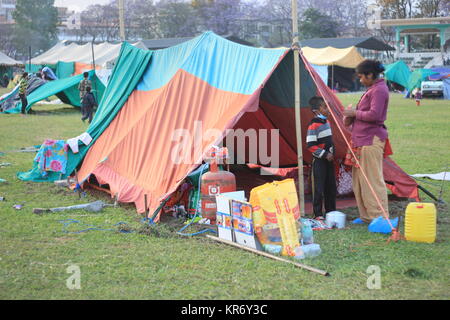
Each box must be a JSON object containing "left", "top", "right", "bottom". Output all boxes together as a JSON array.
[
  {"left": 54, "top": 0, "right": 113, "bottom": 12},
  {"left": 54, "top": 0, "right": 267, "bottom": 12}
]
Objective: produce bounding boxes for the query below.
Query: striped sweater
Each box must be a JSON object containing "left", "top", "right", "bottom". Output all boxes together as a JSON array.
[
  {"left": 18, "top": 77, "right": 28, "bottom": 95},
  {"left": 306, "top": 117, "right": 334, "bottom": 159}
]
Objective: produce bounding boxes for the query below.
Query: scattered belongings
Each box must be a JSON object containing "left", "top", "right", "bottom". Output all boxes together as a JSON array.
[
  {"left": 250, "top": 179, "right": 305, "bottom": 259},
  {"left": 37, "top": 98, "right": 63, "bottom": 105},
  {"left": 0, "top": 178, "right": 7, "bottom": 183},
  {"left": 34, "top": 139, "right": 68, "bottom": 178},
  {"left": 13, "top": 204, "right": 23, "bottom": 210},
  {"left": 368, "top": 216, "right": 399, "bottom": 234},
  {"left": 0, "top": 196, "right": 5, "bottom": 201},
  {"left": 0, "top": 162, "right": 12, "bottom": 167},
  {"left": 58, "top": 219, "right": 131, "bottom": 234},
  {"left": 33, "top": 200, "right": 112, "bottom": 214},
  {"left": 213, "top": 178, "right": 322, "bottom": 262},
  {"left": 16, "top": 146, "right": 40, "bottom": 153},
  {"left": 66, "top": 132, "right": 92, "bottom": 154},
  {"left": 206, "top": 235, "right": 329, "bottom": 276},
  {"left": 54, "top": 179, "right": 70, "bottom": 187},
  {"left": 325, "top": 211, "right": 347, "bottom": 229}
]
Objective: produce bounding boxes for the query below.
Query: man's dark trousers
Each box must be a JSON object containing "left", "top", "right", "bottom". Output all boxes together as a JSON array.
[{"left": 20, "top": 94, "right": 27, "bottom": 114}]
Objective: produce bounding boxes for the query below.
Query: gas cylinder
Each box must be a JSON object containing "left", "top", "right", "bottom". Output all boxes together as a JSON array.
[
  {"left": 200, "top": 161, "right": 236, "bottom": 224},
  {"left": 405, "top": 202, "right": 436, "bottom": 243}
]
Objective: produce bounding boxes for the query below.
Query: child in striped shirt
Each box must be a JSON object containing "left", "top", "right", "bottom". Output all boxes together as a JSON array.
[{"left": 306, "top": 96, "right": 336, "bottom": 219}]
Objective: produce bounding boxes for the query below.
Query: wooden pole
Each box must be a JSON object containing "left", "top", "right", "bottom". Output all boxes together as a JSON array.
[
  {"left": 28, "top": 46, "right": 31, "bottom": 71},
  {"left": 91, "top": 41, "right": 99, "bottom": 103},
  {"left": 206, "top": 235, "right": 330, "bottom": 276},
  {"left": 291, "top": 0, "right": 305, "bottom": 216},
  {"left": 331, "top": 64, "right": 334, "bottom": 91},
  {"left": 119, "top": 0, "right": 126, "bottom": 41}
]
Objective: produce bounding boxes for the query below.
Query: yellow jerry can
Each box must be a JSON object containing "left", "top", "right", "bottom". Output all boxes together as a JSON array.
[{"left": 404, "top": 202, "right": 437, "bottom": 243}]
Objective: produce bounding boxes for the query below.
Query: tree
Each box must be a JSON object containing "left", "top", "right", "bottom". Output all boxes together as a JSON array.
[
  {"left": 256, "top": 0, "right": 295, "bottom": 46},
  {"left": 299, "top": 8, "right": 340, "bottom": 40},
  {"left": 12, "top": 0, "right": 58, "bottom": 57},
  {"left": 414, "top": 0, "right": 445, "bottom": 50},
  {"left": 193, "top": 0, "right": 246, "bottom": 36},
  {"left": 376, "top": 0, "right": 415, "bottom": 19},
  {"left": 157, "top": 0, "right": 198, "bottom": 38},
  {"left": 79, "top": 4, "right": 120, "bottom": 42},
  {"left": 125, "top": 0, "right": 162, "bottom": 40},
  {"left": 0, "top": 24, "right": 15, "bottom": 57},
  {"left": 415, "top": 0, "right": 445, "bottom": 17}
]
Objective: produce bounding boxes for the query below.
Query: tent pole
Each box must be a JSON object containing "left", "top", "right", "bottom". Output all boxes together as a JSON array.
[
  {"left": 119, "top": 0, "right": 126, "bottom": 41},
  {"left": 331, "top": 64, "right": 334, "bottom": 91},
  {"left": 91, "top": 41, "right": 98, "bottom": 103},
  {"left": 28, "top": 46, "right": 31, "bottom": 71},
  {"left": 291, "top": 0, "right": 306, "bottom": 216}
]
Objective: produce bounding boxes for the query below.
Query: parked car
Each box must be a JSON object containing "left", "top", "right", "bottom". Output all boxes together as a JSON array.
[{"left": 421, "top": 80, "right": 444, "bottom": 97}]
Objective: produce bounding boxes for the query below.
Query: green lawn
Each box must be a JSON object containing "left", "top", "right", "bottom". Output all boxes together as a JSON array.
[{"left": 0, "top": 91, "right": 449, "bottom": 300}]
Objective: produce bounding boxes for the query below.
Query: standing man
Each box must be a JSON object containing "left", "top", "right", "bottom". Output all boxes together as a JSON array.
[
  {"left": 78, "top": 72, "right": 91, "bottom": 119},
  {"left": 81, "top": 86, "right": 97, "bottom": 124},
  {"left": 19, "top": 72, "right": 29, "bottom": 115}
]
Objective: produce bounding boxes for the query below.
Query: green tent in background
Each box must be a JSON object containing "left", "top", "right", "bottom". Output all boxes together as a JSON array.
[
  {"left": 26, "top": 62, "right": 74, "bottom": 79},
  {"left": 3, "top": 69, "right": 105, "bottom": 114},
  {"left": 56, "top": 61, "right": 75, "bottom": 79},
  {"left": 384, "top": 60, "right": 411, "bottom": 89},
  {"left": 0, "top": 65, "right": 14, "bottom": 82},
  {"left": 407, "top": 68, "right": 439, "bottom": 92},
  {"left": 17, "top": 42, "right": 153, "bottom": 182},
  {"left": 25, "top": 63, "right": 54, "bottom": 74}
]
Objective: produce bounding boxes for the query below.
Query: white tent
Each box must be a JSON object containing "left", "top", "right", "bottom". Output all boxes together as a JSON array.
[
  {"left": 0, "top": 51, "right": 22, "bottom": 66},
  {"left": 31, "top": 41, "right": 147, "bottom": 67}
]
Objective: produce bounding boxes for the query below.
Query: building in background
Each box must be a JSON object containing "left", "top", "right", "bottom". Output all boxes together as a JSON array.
[
  {"left": 0, "top": 0, "right": 15, "bottom": 24},
  {"left": 380, "top": 17, "right": 450, "bottom": 69}
]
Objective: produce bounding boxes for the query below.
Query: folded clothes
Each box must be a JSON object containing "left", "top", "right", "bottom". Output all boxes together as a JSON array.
[{"left": 67, "top": 132, "right": 93, "bottom": 153}]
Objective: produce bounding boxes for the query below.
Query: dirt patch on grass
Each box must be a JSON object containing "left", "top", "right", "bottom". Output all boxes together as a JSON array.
[{"left": 54, "top": 237, "right": 76, "bottom": 243}]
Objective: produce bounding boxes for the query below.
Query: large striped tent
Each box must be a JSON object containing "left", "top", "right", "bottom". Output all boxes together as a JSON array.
[{"left": 19, "top": 32, "right": 419, "bottom": 217}]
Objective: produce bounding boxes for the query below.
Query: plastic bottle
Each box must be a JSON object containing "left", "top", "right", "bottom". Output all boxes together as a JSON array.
[
  {"left": 300, "top": 243, "right": 321, "bottom": 258},
  {"left": 300, "top": 218, "right": 314, "bottom": 245}
]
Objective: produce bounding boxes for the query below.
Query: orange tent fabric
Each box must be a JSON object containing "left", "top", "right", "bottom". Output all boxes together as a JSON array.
[{"left": 74, "top": 62, "right": 102, "bottom": 75}]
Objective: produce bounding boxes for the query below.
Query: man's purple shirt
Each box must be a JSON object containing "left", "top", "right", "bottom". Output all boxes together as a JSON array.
[{"left": 350, "top": 79, "right": 389, "bottom": 148}]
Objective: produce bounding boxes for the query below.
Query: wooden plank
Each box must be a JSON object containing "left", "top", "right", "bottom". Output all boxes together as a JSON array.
[{"left": 206, "top": 235, "right": 330, "bottom": 277}]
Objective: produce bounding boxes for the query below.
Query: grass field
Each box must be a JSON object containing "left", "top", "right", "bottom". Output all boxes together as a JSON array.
[{"left": 0, "top": 90, "right": 449, "bottom": 300}]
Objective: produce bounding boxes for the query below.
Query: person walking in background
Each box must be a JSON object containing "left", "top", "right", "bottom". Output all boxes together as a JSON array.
[
  {"left": 81, "top": 86, "right": 97, "bottom": 124},
  {"left": 18, "top": 72, "right": 28, "bottom": 115},
  {"left": 78, "top": 72, "right": 91, "bottom": 103},
  {"left": 2, "top": 73, "right": 9, "bottom": 87},
  {"left": 343, "top": 60, "right": 394, "bottom": 225},
  {"left": 415, "top": 89, "right": 422, "bottom": 106},
  {"left": 306, "top": 96, "right": 336, "bottom": 220}
]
